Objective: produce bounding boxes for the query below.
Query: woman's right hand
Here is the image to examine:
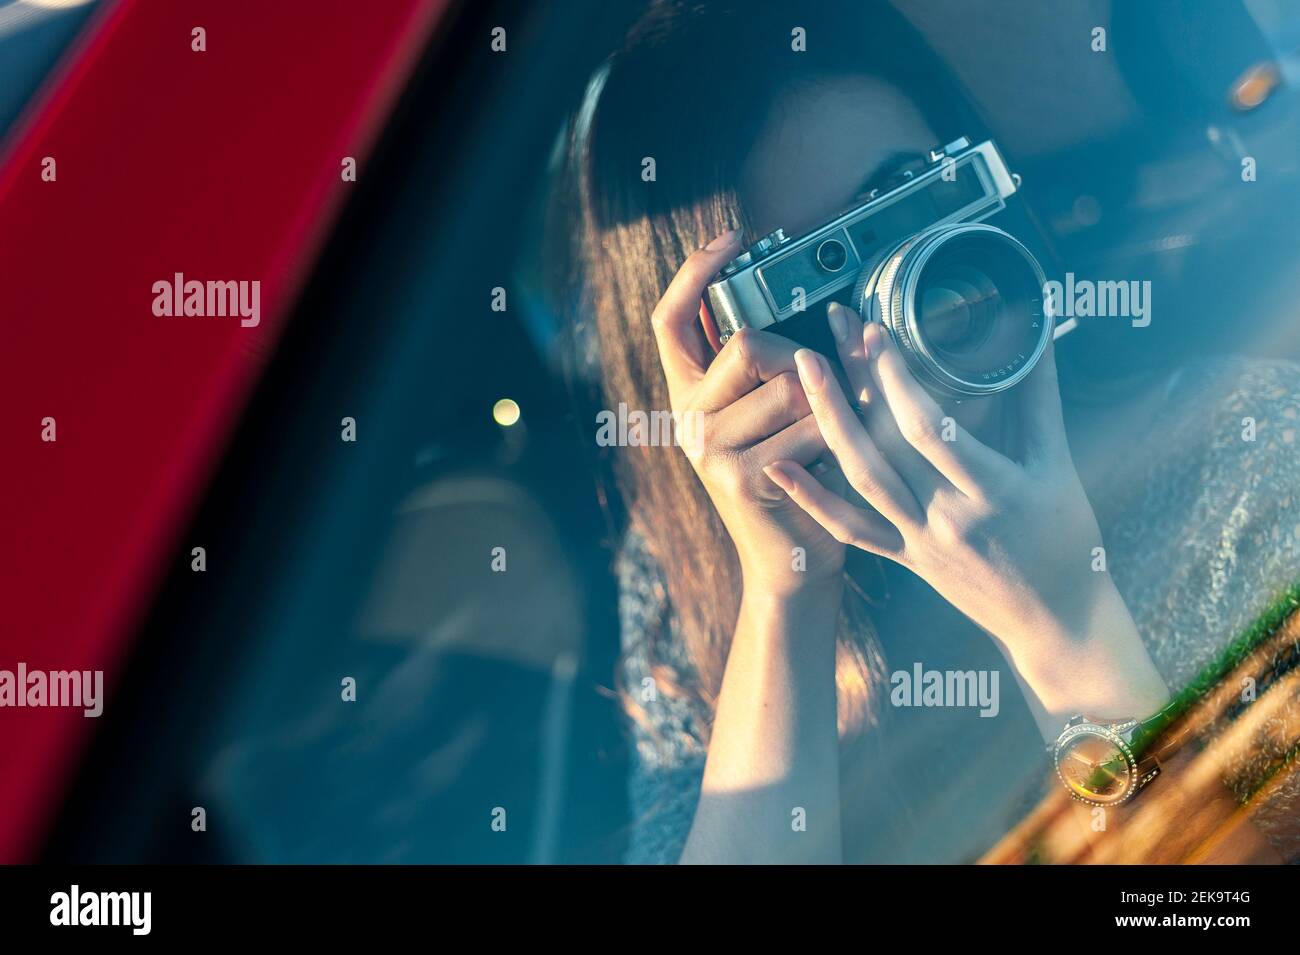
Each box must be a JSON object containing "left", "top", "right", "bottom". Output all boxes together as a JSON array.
[
  {"left": 765, "top": 303, "right": 1170, "bottom": 725},
  {"left": 650, "top": 230, "right": 845, "bottom": 599}
]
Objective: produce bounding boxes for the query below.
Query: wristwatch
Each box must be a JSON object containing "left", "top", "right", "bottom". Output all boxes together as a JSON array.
[{"left": 1049, "top": 702, "right": 1184, "bottom": 807}]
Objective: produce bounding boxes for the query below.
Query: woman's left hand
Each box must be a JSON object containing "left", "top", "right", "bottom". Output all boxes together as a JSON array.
[{"left": 764, "top": 302, "right": 1168, "bottom": 723}]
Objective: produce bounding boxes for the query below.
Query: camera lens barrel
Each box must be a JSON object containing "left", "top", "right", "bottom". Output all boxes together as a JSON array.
[{"left": 852, "top": 223, "right": 1050, "bottom": 399}]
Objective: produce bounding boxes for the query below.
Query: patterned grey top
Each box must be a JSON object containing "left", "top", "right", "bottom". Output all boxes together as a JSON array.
[{"left": 617, "top": 357, "right": 1300, "bottom": 863}]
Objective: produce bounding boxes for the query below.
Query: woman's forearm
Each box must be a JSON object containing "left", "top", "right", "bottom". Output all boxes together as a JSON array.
[{"left": 679, "top": 580, "right": 844, "bottom": 864}]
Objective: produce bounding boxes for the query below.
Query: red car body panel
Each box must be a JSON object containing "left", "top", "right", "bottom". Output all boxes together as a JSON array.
[{"left": 0, "top": 0, "right": 448, "bottom": 862}]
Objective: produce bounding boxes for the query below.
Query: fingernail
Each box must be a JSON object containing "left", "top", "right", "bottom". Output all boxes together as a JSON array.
[
  {"left": 794, "top": 349, "right": 824, "bottom": 392},
  {"left": 763, "top": 462, "right": 795, "bottom": 493},
  {"left": 862, "top": 321, "right": 882, "bottom": 356},
  {"left": 705, "top": 228, "right": 741, "bottom": 251},
  {"left": 827, "top": 302, "right": 847, "bottom": 344}
]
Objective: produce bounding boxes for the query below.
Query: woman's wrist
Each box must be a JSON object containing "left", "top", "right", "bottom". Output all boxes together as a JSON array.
[
  {"left": 992, "top": 577, "right": 1169, "bottom": 729},
  {"left": 736, "top": 568, "right": 843, "bottom": 644},
  {"left": 737, "top": 551, "right": 843, "bottom": 605}
]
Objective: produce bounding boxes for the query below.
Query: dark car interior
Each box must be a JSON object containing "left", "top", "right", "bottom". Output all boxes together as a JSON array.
[{"left": 41, "top": 0, "right": 1300, "bottom": 862}]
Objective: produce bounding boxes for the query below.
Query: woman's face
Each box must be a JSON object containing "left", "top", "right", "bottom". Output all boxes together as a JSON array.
[{"left": 739, "top": 75, "right": 1003, "bottom": 436}]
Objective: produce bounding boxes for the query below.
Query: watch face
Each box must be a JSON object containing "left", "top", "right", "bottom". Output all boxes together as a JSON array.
[{"left": 1055, "top": 728, "right": 1135, "bottom": 805}]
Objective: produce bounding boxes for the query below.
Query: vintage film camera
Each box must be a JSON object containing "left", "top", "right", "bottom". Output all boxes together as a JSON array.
[{"left": 705, "top": 138, "right": 1056, "bottom": 398}]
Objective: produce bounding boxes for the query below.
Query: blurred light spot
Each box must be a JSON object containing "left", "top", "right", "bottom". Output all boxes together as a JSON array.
[
  {"left": 1231, "top": 62, "right": 1280, "bottom": 111},
  {"left": 493, "top": 398, "right": 521, "bottom": 427},
  {"left": 1072, "top": 194, "right": 1102, "bottom": 228}
]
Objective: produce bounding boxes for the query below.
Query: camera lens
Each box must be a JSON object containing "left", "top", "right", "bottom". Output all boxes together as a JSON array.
[
  {"left": 917, "top": 257, "right": 1016, "bottom": 365},
  {"left": 916, "top": 265, "right": 998, "bottom": 356},
  {"left": 852, "top": 224, "right": 1049, "bottom": 398},
  {"left": 816, "top": 238, "right": 848, "bottom": 273}
]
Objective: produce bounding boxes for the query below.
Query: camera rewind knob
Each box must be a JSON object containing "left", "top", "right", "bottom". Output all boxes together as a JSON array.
[
  {"left": 721, "top": 229, "right": 789, "bottom": 276},
  {"left": 751, "top": 229, "right": 788, "bottom": 257}
]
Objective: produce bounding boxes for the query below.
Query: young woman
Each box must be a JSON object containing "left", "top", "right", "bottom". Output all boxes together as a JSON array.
[{"left": 557, "top": 1, "right": 1300, "bottom": 863}]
